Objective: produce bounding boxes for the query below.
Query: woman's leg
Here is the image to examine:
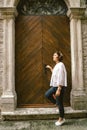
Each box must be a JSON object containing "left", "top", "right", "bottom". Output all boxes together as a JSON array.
[
  {"left": 45, "top": 87, "right": 57, "bottom": 104},
  {"left": 56, "top": 87, "right": 65, "bottom": 118}
]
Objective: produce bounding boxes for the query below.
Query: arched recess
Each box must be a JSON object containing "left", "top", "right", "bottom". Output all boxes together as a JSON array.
[
  {"left": 15, "top": 0, "right": 71, "bottom": 107},
  {"left": 1, "top": 0, "right": 86, "bottom": 113},
  {"left": 14, "top": 0, "right": 70, "bottom": 8}
]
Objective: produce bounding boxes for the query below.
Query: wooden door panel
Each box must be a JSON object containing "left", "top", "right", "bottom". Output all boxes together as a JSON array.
[
  {"left": 15, "top": 16, "right": 44, "bottom": 106},
  {"left": 15, "top": 15, "right": 71, "bottom": 107},
  {"left": 42, "top": 16, "right": 71, "bottom": 105}
]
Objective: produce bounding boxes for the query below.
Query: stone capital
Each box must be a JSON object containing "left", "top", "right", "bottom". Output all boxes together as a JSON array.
[
  {"left": 67, "top": 7, "right": 86, "bottom": 20},
  {"left": 0, "top": 7, "right": 17, "bottom": 19}
]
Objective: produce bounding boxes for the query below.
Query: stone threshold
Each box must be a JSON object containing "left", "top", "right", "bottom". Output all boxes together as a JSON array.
[{"left": 1, "top": 107, "right": 87, "bottom": 121}]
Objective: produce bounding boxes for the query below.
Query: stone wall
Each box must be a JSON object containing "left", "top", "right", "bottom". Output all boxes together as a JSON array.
[
  {"left": 82, "top": 7, "right": 87, "bottom": 92},
  {"left": 82, "top": 17, "right": 87, "bottom": 92},
  {"left": 0, "top": 20, "right": 3, "bottom": 108},
  {"left": 81, "top": 0, "right": 86, "bottom": 6}
]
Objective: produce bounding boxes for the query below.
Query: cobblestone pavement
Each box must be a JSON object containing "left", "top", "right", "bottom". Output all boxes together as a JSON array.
[{"left": 0, "top": 118, "right": 87, "bottom": 130}]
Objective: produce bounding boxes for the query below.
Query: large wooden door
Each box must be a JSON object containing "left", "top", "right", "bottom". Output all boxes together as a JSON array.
[{"left": 15, "top": 15, "right": 71, "bottom": 107}]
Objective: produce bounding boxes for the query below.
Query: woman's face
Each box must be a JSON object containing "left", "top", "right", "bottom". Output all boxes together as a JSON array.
[{"left": 53, "top": 53, "right": 59, "bottom": 62}]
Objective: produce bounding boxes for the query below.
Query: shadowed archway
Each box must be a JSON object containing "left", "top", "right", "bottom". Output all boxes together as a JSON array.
[{"left": 15, "top": 0, "right": 71, "bottom": 107}]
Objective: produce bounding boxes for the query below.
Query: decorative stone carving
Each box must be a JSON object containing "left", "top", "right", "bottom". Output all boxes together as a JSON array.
[
  {"left": 0, "top": 7, "right": 16, "bottom": 19},
  {"left": 17, "top": 0, "right": 68, "bottom": 15},
  {"left": 67, "top": 7, "right": 86, "bottom": 19}
]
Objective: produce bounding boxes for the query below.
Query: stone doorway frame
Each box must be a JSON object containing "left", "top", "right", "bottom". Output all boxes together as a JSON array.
[{"left": 0, "top": 0, "right": 87, "bottom": 113}]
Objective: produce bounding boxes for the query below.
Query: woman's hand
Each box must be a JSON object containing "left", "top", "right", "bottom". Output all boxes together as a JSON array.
[
  {"left": 46, "top": 65, "right": 53, "bottom": 72},
  {"left": 55, "top": 89, "right": 61, "bottom": 96},
  {"left": 46, "top": 65, "right": 51, "bottom": 69}
]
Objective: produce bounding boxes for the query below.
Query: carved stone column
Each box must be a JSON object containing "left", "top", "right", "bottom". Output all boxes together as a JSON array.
[
  {"left": 0, "top": 7, "right": 17, "bottom": 112},
  {"left": 68, "top": 7, "right": 87, "bottom": 110}
]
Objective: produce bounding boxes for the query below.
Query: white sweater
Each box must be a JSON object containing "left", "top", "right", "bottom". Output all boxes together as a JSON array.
[{"left": 50, "top": 62, "right": 67, "bottom": 87}]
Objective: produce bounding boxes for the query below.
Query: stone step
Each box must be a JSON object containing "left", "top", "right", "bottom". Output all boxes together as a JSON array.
[{"left": 1, "top": 107, "right": 87, "bottom": 121}]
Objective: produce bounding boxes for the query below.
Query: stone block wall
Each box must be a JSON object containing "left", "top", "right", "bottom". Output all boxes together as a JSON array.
[
  {"left": 0, "top": 20, "right": 3, "bottom": 108},
  {"left": 82, "top": 17, "right": 87, "bottom": 92},
  {"left": 81, "top": 0, "right": 86, "bottom": 6},
  {"left": 82, "top": 7, "right": 87, "bottom": 94}
]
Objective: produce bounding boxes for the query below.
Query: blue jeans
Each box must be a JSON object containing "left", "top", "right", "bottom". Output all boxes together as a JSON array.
[{"left": 45, "top": 86, "right": 65, "bottom": 118}]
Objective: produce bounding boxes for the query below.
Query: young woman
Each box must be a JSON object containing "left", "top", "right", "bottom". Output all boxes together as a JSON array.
[{"left": 45, "top": 51, "right": 67, "bottom": 126}]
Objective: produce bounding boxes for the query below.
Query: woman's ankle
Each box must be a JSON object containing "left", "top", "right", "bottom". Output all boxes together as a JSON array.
[{"left": 58, "top": 117, "right": 63, "bottom": 122}]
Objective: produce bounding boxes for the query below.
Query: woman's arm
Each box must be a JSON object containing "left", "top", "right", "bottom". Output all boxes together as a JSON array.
[{"left": 46, "top": 65, "right": 53, "bottom": 72}]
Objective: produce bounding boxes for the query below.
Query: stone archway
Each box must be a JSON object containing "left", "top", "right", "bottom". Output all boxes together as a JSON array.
[{"left": 0, "top": 0, "right": 87, "bottom": 113}]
